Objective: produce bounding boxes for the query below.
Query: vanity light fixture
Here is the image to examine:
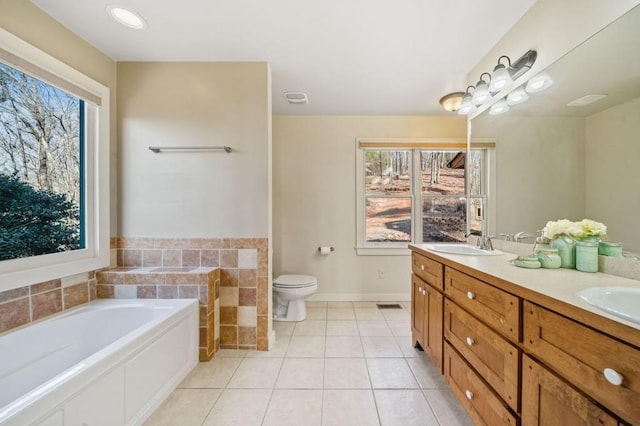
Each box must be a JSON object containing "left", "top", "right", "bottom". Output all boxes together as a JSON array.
[
  {"left": 107, "top": 5, "right": 147, "bottom": 29},
  {"left": 457, "top": 86, "right": 478, "bottom": 115},
  {"left": 489, "top": 56, "right": 514, "bottom": 92},
  {"left": 489, "top": 98, "right": 510, "bottom": 115},
  {"left": 525, "top": 72, "right": 554, "bottom": 93},
  {"left": 506, "top": 86, "right": 529, "bottom": 105},
  {"left": 472, "top": 73, "right": 493, "bottom": 105},
  {"left": 439, "top": 92, "right": 465, "bottom": 112}
]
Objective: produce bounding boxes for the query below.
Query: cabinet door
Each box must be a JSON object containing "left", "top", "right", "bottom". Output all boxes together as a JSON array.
[
  {"left": 424, "top": 285, "right": 443, "bottom": 373},
  {"left": 412, "top": 274, "right": 425, "bottom": 349},
  {"left": 522, "top": 355, "right": 618, "bottom": 426}
]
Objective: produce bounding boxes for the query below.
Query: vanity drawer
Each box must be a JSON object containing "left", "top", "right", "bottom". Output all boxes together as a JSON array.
[
  {"left": 444, "top": 267, "right": 520, "bottom": 342},
  {"left": 444, "top": 343, "right": 518, "bottom": 426},
  {"left": 524, "top": 301, "right": 640, "bottom": 424},
  {"left": 444, "top": 299, "right": 520, "bottom": 412},
  {"left": 412, "top": 252, "right": 444, "bottom": 291}
]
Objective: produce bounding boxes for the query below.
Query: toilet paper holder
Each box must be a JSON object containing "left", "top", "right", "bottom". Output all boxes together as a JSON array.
[{"left": 317, "top": 246, "right": 335, "bottom": 253}]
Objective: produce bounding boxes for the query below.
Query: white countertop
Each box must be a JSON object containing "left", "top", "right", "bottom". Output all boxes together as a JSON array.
[{"left": 410, "top": 243, "right": 640, "bottom": 333}]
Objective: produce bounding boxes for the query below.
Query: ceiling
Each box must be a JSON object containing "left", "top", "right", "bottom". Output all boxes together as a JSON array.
[{"left": 32, "top": 0, "right": 536, "bottom": 115}]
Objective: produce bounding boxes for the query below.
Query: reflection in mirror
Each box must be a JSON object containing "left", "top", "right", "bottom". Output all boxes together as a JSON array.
[{"left": 470, "top": 5, "right": 640, "bottom": 254}]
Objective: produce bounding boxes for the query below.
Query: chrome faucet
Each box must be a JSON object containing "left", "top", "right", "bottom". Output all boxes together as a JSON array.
[
  {"left": 514, "top": 232, "right": 533, "bottom": 243},
  {"left": 467, "top": 230, "right": 494, "bottom": 251}
]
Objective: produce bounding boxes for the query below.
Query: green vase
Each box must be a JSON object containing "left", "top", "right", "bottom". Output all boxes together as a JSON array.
[{"left": 551, "top": 236, "right": 576, "bottom": 269}]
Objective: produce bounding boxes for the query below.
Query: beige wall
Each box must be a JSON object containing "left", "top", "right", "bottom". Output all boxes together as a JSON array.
[
  {"left": 586, "top": 96, "right": 640, "bottom": 252},
  {"left": 467, "top": 0, "right": 640, "bottom": 114},
  {"left": 273, "top": 116, "right": 466, "bottom": 300},
  {"left": 0, "top": 0, "right": 118, "bottom": 234},
  {"left": 472, "top": 115, "right": 586, "bottom": 237},
  {"left": 117, "top": 62, "right": 270, "bottom": 238}
]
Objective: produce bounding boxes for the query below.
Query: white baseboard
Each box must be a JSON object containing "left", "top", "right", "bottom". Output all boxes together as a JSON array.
[{"left": 307, "top": 293, "right": 410, "bottom": 302}]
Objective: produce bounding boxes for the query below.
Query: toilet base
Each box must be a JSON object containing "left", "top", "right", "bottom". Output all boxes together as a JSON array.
[{"left": 273, "top": 298, "right": 307, "bottom": 322}]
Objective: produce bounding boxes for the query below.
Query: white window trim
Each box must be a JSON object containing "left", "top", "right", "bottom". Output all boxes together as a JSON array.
[
  {"left": 355, "top": 138, "right": 496, "bottom": 256},
  {"left": 0, "top": 28, "right": 110, "bottom": 292}
]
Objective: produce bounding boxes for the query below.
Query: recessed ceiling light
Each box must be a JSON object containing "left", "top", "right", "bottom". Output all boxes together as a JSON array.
[
  {"left": 567, "top": 94, "right": 608, "bottom": 107},
  {"left": 107, "top": 5, "right": 147, "bottom": 30}
]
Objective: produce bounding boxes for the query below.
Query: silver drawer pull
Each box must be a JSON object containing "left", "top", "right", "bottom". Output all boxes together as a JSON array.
[
  {"left": 418, "top": 287, "right": 423, "bottom": 293},
  {"left": 603, "top": 368, "right": 624, "bottom": 386},
  {"left": 465, "top": 390, "right": 473, "bottom": 400},
  {"left": 466, "top": 291, "right": 475, "bottom": 300},
  {"left": 466, "top": 337, "right": 475, "bottom": 346},
  {"left": 422, "top": 289, "right": 427, "bottom": 295},
  {"left": 421, "top": 264, "right": 425, "bottom": 271}
]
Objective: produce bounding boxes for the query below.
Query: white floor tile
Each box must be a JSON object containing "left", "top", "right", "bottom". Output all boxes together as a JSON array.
[
  {"left": 306, "top": 301, "right": 328, "bottom": 308},
  {"left": 276, "top": 358, "right": 325, "bottom": 389},
  {"left": 144, "top": 389, "right": 222, "bottom": 426},
  {"left": 286, "top": 336, "right": 326, "bottom": 358},
  {"left": 215, "top": 349, "right": 248, "bottom": 358},
  {"left": 274, "top": 322, "right": 296, "bottom": 337},
  {"left": 293, "top": 320, "right": 327, "bottom": 336},
  {"left": 361, "top": 336, "right": 403, "bottom": 358},
  {"left": 352, "top": 302, "right": 379, "bottom": 308},
  {"left": 327, "top": 307, "right": 356, "bottom": 320},
  {"left": 395, "top": 336, "right": 422, "bottom": 358},
  {"left": 227, "top": 358, "right": 283, "bottom": 388},
  {"left": 354, "top": 308, "right": 384, "bottom": 320},
  {"left": 179, "top": 357, "right": 242, "bottom": 388},
  {"left": 423, "top": 388, "right": 474, "bottom": 426},
  {"left": 381, "top": 309, "right": 411, "bottom": 321},
  {"left": 387, "top": 320, "right": 412, "bottom": 337},
  {"left": 202, "top": 389, "right": 271, "bottom": 426},
  {"left": 322, "top": 390, "right": 380, "bottom": 426},
  {"left": 246, "top": 335, "right": 291, "bottom": 358},
  {"left": 324, "top": 358, "right": 371, "bottom": 389},
  {"left": 306, "top": 307, "right": 328, "bottom": 320},
  {"left": 328, "top": 302, "right": 353, "bottom": 308},
  {"left": 374, "top": 389, "right": 439, "bottom": 426},
  {"left": 263, "top": 390, "right": 323, "bottom": 426},
  {"left": 357, "top": 320, "right": 394, "bottom": 336},
  {"left": 325, "top": 336, "right": 365, "bottom": 358},
  {"left": 367, "top": 358, "right": 419, "bottom": 389},
  {"left": 407, "top": 357, "right": 447, "bottom": 389},
  {"left": 326, "top": 320, "right": 359, "bottom": 336}
]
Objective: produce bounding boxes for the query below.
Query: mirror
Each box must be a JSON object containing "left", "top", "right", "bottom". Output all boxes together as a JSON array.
[{"left": 470, "top": 5, "right": 640, "bottom": 253}]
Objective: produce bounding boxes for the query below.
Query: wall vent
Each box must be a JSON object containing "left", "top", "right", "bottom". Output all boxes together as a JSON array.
[{"left": 283, "top": 91, "right": 308, "bottom": 104}]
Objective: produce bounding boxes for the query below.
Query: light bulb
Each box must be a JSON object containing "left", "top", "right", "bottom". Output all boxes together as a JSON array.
[
  {"left": 472, "top": 81, "right": 492, "bottom": 105},
  {"left": 526, "top": 73, "right": 553, "bottom": 93},
  {"left": 489, "top": 99, "right": 510, "bottom": 115},
  {"left": 506, "top": 86, "right": 529, "bottom": 105},
  {"left": 457, "top": 94, "right": 477, "bottom": 115},
  {"left": 489, "top": 64, "right": 513, "bottom": 93}
]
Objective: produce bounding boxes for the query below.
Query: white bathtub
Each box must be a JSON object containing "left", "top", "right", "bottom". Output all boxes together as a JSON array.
[{"left": 0, "top": 299, "right": 199, "bottom": 426}]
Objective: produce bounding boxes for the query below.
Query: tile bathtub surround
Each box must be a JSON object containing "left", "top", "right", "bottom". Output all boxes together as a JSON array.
[
  {"left": 113, "top": 237, "right": 270, "bottom": 351},
  {"left": 0, "top": 274, "right": 98, "bottom": 334},
  {"left": 148, "top": 302, "right": 473, "bottom": 426},
  {"left": 96, "top": 266, "right": 220, "bottom": 361}
]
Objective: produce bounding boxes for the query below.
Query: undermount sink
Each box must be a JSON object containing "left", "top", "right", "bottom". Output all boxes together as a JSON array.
[
  {"left": 579, "top": 286, "right": 640, "bottom": 325},
  {"left": 425, "top": 244, "right": 503, "bottom": 256}
]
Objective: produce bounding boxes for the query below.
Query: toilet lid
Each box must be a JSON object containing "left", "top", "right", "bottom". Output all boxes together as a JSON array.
[{"left": 274, "top": 274, "right": 317, "bottom": 288}]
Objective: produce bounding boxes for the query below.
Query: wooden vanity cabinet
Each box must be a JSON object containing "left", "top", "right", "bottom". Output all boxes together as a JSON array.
[
  {"left": 524, "top": 302, "right": 640, "bottom": 424},
  {"left": 522, "top": 354, "right": 619, "bottom": 426},
  {"left": 411, "top": 252, "right": 444, "bottom": 372}
]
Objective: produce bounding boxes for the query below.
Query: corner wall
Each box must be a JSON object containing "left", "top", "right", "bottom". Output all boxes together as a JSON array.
[{"left": 272, "top": 115, "right": 466, "bottom": 300}]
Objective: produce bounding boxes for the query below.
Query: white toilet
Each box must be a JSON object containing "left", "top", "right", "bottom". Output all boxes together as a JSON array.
[{"left": 273, "top": 274, "right": 318, "bottom": 322}]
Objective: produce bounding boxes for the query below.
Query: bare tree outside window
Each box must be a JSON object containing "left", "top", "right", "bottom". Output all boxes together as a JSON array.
[{"left": 0, "top": 63, "right": 83, "bottom": 261}]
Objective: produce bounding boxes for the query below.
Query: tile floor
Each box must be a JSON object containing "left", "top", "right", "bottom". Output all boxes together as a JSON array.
[{"left": 145, "top": 301, "right": 473, "bottom": 426}]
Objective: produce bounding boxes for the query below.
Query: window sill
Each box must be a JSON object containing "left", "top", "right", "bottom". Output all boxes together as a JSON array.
[{"left": 355, "top": 246, "right": 411, "bottom": 256}]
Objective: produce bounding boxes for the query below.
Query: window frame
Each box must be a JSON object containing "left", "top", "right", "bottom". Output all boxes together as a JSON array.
[
  {"left": 355, "top": 138, "right": 492, "bottom": 256},
  {"left": 0, "top": 28, "right": 110, "bottom": 291}
]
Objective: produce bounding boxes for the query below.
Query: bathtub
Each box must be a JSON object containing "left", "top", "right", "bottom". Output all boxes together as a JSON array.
[{"left": 0, "top": 299, "right": 199, "bottom": 425}]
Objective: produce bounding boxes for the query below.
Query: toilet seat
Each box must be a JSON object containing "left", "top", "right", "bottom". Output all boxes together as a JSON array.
[{"left": 274, "top": 274, "right": 317, "bottom": 289}]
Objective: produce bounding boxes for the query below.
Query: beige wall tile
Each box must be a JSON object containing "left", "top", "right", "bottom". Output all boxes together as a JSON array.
[
  {"left": 257, "top": 276, "right": 268, "bottom": 316},
  {"left": 201, "top": 250, "right": 220, "bottom": 267},
  {"left": 257, "top": 315, "right": 269, "bottom": 351},
  {"left": 220, "top": 287, "right": 238, "bottom": 307},
  {"left": 221, "top": 306, "right": 237, "bottom": 325},
  {"left": 142, "top": 249, "right": 162, "bottom": 267},
  {"left": 182, "top": 250, "right": 201, "bottom": 267},
  {"left": 30, "top": 279, "right": 61, "bottom": 294},
  {"left": 97, "top": 285, "right": 114, "bottom": 298},
  {"left": 220, "top": 325, "right": 238, "bottom": 346},
  {"left": 220, "top": 250, "right": 238, "bottom": 268},
  {"left": 238, "top": 327, "right": 257, "bottom": 345},
  {"left": 137, "top": 285, "right": 157, "bottom": 299},
  {"left": 118, "top": 237, "right": 154, "bottom": 248},
  {"left": 237, "top": 306, "right": 257, "bottom": 327},
  {"left": 221, "top": 269, "right": 238, "bottom": 287},
  {"left": 63, "top": 283, "right": 89, "bottom": 309},
  {"left": 239, "top": 288, "right": 256, "bottom": 307},
  {"left": 157, "top": 285, "right": 179, "bottom": 298},
  {"left": 162, "top": 249, "right": 181, "bottom": 267},
  {"left": 238, "top": 269, "right": 257, "bottom": 288},
  {"left": 0, "top": 298, "right": 30, "bottom": 333},
  {"left": 122, "top": 249, "right": 142, "bottom": 267},
  {"left": 31, "top": 289, "right": 62, "bottom": 321},
  {"left": 238, "top": 249, "right": 258, "bottom": 268},
  {"left": 0, "top": 287, "right": 29, "bottom": 304}
]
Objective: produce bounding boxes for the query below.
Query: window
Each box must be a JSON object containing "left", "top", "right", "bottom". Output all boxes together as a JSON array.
[
  {"left": 0, "top": 28, "right": 110, "bottom": 291},
  {"left": 356, "top": 139, "right": 491, "bottom": 255}
]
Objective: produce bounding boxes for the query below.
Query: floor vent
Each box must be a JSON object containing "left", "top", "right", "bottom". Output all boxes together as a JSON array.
[{"left": 376, "top": 303, "right": 403, "bottom": 309}]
